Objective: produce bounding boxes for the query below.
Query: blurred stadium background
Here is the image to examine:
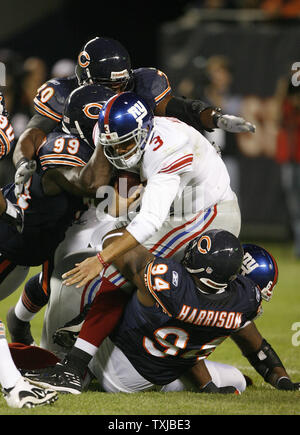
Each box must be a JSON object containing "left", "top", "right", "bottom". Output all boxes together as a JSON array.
[{"left": 1, "top": 0, "right": 300, "bottom": 255}]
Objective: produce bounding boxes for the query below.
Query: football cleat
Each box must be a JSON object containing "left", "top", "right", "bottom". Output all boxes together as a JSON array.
[
  {"left": 23, "top": 359, "right": 83, "bottom": 395},
  {"left": 3, "top": 376, "right": 58, "bottom": 408},
  {"left": 53, "top": 304, "right": 91, "bottom": 349},
  {"left": 6, "top": 307, "right": 36, "bottom": 346}
]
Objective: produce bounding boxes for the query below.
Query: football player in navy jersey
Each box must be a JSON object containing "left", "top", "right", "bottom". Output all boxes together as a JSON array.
[
  {"left": 23, "top": 229, "right": 299, "bottom": 395},
  {"left": 5, "top": 84, "right": 115, "bottom": 345},
  {"left": 13, "top": 36, "right": 255, "bottom": 198}
]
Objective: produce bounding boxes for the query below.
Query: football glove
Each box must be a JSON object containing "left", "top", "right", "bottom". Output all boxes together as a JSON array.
[
  {"left": 276, "top": 377, "right": 300, "bottom": 391},
  {"left": 214, "top": 113, "right": 256, "bottom": 133},
  {"left": 199, "top": 381, "right": 240, "bottom": 395},
  {"left": 14, "top": 158, "right": 37, "bottom": 198}
]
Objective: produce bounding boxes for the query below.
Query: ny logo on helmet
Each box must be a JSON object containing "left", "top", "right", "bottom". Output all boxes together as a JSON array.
[
  {"left": 128, "top": 101, "right": 148, "bottom": 125},
  {"left": 240, "top": 252, "right": 259, "bottom": 276}
]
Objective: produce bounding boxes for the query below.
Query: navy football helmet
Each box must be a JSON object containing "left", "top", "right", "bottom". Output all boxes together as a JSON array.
[
  {"left": 241, "top": 244, "right": 278, "bottom": 302},
  {"left": 182, "top": 229, "right": 244, "bottom": 292},
  {"left": 62, "top": 84, "right": 114, "bottom": 148},
  {"left": 75, "top": 37, "right": 131, "bottom": 90},
  {"left": 97, "top": 92, "right": 154, "bottom": 169}
]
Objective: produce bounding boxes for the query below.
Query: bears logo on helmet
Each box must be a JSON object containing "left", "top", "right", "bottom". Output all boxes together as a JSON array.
[{"left": 182, "top": 229, "right": 244, "bottom": 292}]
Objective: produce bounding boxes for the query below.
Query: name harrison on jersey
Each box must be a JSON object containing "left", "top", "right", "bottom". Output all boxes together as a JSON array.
[{"left": 176, "top": 305, "right": 243, "bottom": 330}]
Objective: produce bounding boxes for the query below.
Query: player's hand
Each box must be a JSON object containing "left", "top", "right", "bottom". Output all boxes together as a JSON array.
[
  {"left": 216, "top": 114, "right": 256, "bottom": 133},
  {"left": 62, "top": 256, "right": 104, "bottom": 288},
  {"left": 276, "top": 377, "right": 300, "bottom": 391},
  {"left": 14, "top": 159, "right": 37, "bottom": 197},
  {"left": 108, "top": 182, "right": 143, "bottom": 217},
  {"left": 199, "top": 381, "right": 240, "bottom": 394}
]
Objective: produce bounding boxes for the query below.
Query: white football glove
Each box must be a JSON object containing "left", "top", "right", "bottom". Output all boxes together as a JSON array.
[
  {"left": 14, "top": 158, "right": 37, "bottom": 198},
  {"left": 216, "top": 114, "right": 256, "bottom": 133}
]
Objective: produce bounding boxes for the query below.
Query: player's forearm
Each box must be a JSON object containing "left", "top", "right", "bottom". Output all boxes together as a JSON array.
[
  {"left": 165, "top": 96, "right": 217, "bottom": 131},
  {"left": 100, "top": 229, "right": 139, "bottom": 265},
  {"left": 232, "top": 322, "right": 294, "bottom": 389},
  {"left": 77, "top": 145, "right": 113, "bottom": 195},
  {"left": 13, "top": 127, "right": 45, "bottom": 166}
]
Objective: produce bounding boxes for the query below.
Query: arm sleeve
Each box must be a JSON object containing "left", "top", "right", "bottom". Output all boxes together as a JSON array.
[{"left": 126, "top": 173, "right": 181, "bottom": 244}]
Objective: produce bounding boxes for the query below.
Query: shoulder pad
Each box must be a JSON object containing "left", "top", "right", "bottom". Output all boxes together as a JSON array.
[
  {"left": 144, "top": 257, "right": 182, "bottom": 316},
  {"left": 34, "top": 76, "right": 78, "bottom": 122},
  {"left": 37, "top": 132, "right": 93, "bottom": 170},
  {"left": 132, "top": 68, "right": 171, "bottom": 109},
  {"left": 0, "top": 115, "right": 14, "bottom": 159}
]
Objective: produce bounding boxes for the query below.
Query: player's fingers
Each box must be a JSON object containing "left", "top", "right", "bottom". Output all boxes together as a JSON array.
[
  {"left": 62, "top": 267, "right": 80, "bottom": 279},
  {"left": 238, "top": 121, "right": 256, "bottom": 133}
]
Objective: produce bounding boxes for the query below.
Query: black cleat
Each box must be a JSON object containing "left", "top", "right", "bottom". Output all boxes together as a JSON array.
[
  {"left": 22, "top": 359, "right": 83, "bottom": 395},
  {"left": 53, "top": 304, "right": 91, "bottom": 348}
]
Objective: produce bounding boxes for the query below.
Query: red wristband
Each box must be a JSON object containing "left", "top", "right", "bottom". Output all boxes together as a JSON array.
[{"left": 97, "top": 252, "right": 110, "bottom": 268}]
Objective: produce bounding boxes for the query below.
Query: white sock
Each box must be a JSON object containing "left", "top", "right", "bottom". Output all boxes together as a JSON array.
[
  {"left": 74, "top": 337, "right": 99, "bottom": 357},
  {"left": 0, "top": 322, "right": 22, "bottom": 390},
  {"left": 14, "top": 298, "right": 36, "bottom": 322}
]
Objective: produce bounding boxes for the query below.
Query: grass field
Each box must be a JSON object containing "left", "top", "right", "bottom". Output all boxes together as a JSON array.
[{"left": 0, "top": 242, "right": 299, "bottom": 416}]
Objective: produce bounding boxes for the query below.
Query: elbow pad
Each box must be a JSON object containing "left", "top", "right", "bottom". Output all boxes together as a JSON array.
[
  {"left": 245, "top": 339, "right": 284, "bottom": 382},
  {"left": 165, "top": 96, "right": 214, "bottom": 131}
]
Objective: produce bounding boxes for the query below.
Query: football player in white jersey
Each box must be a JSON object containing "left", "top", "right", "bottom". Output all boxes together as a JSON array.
[
  {"left": 63, "top": 91, "right": 241, "bottom": 288},
  {"left": 37, "top": 91, "right": 242, "bottom": 380}
]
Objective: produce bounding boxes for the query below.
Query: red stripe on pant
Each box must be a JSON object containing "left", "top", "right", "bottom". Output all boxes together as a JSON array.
[{"left": 78, "top": 277, "right": 129, "bottom": 348}]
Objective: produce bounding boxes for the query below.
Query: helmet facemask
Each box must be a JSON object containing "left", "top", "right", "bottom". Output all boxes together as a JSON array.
[{"left": 100, "top": 120, "right": 153, "bottom": 170}]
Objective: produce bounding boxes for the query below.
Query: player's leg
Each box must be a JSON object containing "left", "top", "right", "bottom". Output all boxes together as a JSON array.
[
  {"left": 0, "top": 256, "right": 29, "bottom": 301},
  {"left": 6, "top": 259, "right": 53, "bottom": 345},
  {"left": 40, "top": 248, "right": 99, "bottom": 359},
  {"left": 88, "top": 337, "right": 157, "bottom": 393},
  {"left": 0, "top": 320, "right": 57, "bottom": 408},
  {"left": 162, "top": 360, "right": 247, "bottom": 393}
]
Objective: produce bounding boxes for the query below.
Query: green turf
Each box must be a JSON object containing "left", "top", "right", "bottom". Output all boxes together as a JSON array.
[{"left": 0, "top": 243, "right": 299, "bottom": 415}]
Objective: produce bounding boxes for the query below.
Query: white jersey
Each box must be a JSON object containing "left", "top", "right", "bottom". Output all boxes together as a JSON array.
[{"left": 126, "top": 117, "right": 235, "bottom": 244}]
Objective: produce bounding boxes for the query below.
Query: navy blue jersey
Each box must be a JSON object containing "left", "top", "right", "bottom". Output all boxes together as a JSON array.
[
  {"left": 33, "top": 68, "right": 171, "bottom": 123},
  {"left": 111, "top": 257, "right": 262, "bottom": 385},
  {"left": 0, "top": 132, "right": 92, "bottom": 266}
]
